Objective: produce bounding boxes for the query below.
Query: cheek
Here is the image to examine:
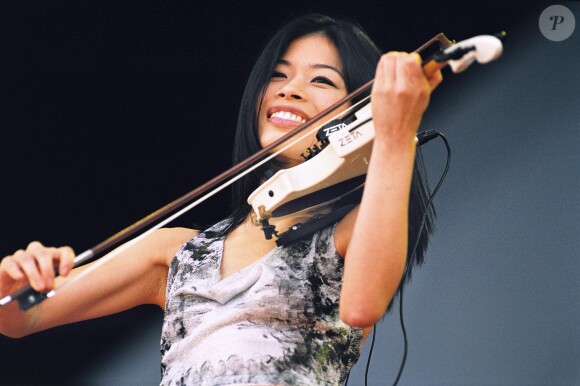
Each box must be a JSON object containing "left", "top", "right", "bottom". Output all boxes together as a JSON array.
[
  {"left": 258, "top": 127, "right": 269, "bottom": 148},
  {"left": 257, "top": 102, "right": 270, "bottom": 135},
  {"left": 315, "top": 89, "right": 348, "bottom": 110},
  {"left": 257, "top": 119, "right": 276, "bottom": 149},
  {"left": 256, "top": 96, "right": 271, "bottom": 142}
]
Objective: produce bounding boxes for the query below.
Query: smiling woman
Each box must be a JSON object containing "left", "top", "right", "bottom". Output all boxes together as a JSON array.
[{"left": 0, "top": 13, "right": 440, "bottom": 386}]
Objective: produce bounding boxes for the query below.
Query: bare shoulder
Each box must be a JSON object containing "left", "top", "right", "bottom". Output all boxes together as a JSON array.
[{"left": 153, "top": 227, "right": 199, "bottom": 267}]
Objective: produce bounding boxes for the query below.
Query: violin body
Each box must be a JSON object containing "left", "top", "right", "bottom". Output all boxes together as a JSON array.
[{"left": 248, "top": 102, "right": 375, "bottom": 222}]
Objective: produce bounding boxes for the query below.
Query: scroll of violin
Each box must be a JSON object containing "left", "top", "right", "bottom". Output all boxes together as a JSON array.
[
  {"left": 248, "top": 34, "right": 504, "bottom": 230},
  {"left": 0, "top": 32, "right": 504, "bottom": 311}
]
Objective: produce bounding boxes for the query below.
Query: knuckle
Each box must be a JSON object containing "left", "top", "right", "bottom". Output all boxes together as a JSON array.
[
  {"left": 380, "top": 53, "right": 394, "bottom": 64},
  {"left": 0, "top": 256, "right": 12, "bottom": 269},
  {"left": 393, "top": 85, "right": 411, "bottom": 98},
  {"left": 27, "top": 241, "right": 42, "bottom": 251},
  {"left": 61, "top": 246, "right": 75, "bottom": 258},
  {"left": 11, "top": 250, "right": 25, "bottom": 261}
]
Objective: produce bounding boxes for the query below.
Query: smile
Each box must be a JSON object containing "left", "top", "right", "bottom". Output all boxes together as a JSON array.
[{"left": 269, "top": 111, "right": 307, "bottom": 124}]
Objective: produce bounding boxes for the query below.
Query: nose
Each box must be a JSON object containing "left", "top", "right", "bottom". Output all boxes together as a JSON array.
[{"left": 276, "top": 78, "right": 305, "bottom": 100}]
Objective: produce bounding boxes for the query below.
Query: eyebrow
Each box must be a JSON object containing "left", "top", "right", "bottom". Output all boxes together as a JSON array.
[{"left": 277, "top": 59, "right": 345, "bottom": 80}]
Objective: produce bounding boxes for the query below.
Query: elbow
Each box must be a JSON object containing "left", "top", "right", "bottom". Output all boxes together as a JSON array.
[
  {"left": 339, "top": 303, "right": 383, "bottom": 328},
  {"left": 0, "top": 315, "right": 37, "bottom": 339},
  {"left": 1, "top": 328, "right": 29, "bottom": 339}
]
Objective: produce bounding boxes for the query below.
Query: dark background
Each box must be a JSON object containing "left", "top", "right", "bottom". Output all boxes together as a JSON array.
[{"left": 0, "top": 1, "right": 578, "bottom": 385}]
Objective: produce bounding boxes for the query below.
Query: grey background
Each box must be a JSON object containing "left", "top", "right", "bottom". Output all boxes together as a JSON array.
[{"left": 0, "top": 1, "right": 577, "bottom": 385}]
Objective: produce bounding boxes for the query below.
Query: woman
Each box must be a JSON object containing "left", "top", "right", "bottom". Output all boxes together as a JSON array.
[{"left": 0, "top": 14, "right": 441, "bottom": 385}]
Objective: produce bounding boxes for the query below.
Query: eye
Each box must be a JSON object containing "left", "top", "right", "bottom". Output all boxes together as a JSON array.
[
  {"left": 271, "top": 71, "right": 286, "bottom": 79},
  {"left": 312, "top": 76, "right": 337, "bottom": 87}
]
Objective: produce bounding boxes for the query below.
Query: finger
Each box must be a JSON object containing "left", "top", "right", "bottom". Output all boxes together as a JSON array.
[
  {"left": 26, "top": 241, "right": 46, "bottom": 253},
  {"left": 13, "top": 250, "right": 46, "bottom": 292},
  {"left": 27, "top": 242, "right": 57, "bottom": 289},
  {"left": 36, "top": 248, "right": 56, "bottom": 290},
  {"left": 372, "top": 52, "right": 396, "bottom": 101},
  {"left": 428, "top": 70, "right": 443, "bottom": 90},
  {"left": 402, "top": 53, "right": 427, "bottom": 82},
  {"left": 394, "top": 53, "right": 427, "bottom": 103},
  {"left": 27, "top": 241, "right": 75, "bottom": 276},
  {"left": 0, "top": 255, "right": 25, "bottom": 282},
  {"left": 409, "top": 52, "right": 423, "bottom": 68},
  {"left": 57, "top": 246, "right": 75, "bottom": 276},
  {"left": 409, "top": 51, "right": 442, "bottom": 90}
]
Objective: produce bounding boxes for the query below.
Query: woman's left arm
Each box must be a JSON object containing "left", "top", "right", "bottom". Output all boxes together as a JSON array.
[{"left": 336, "top": 52, "right": 442, "bottom": 327}]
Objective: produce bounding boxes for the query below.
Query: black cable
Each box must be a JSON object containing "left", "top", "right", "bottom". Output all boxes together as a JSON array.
[
  {"left": 365, "top": 324, "right": 377, "bottom": 386},
  {"left": 345, "top": 326, "right": 376, "bottom": 386},
  {"left": 391, "top": 132, "right": 451, "bottom": 386},
  {"left": 393, "top": 284, "right": 409, "bottom": 386}
]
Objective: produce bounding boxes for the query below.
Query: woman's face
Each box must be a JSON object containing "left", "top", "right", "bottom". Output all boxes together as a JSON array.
[{"left": 258, "top": 34, "right": 348, "bottom": 167}]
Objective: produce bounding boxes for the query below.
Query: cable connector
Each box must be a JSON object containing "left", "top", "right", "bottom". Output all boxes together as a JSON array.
[{"left": 417, "top": 129, "right": 439, "bottom": 145}]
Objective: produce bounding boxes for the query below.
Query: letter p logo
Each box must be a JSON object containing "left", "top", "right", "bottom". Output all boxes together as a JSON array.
[
  {"left": 540, "top": 5, "right": 576, "bottom": 41},
  {"left": 550, "top": 15, "right": 565, "bottom": 30}
]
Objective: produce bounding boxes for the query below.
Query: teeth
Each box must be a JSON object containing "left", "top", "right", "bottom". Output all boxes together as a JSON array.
[{"left": 271, "top": 111, "right": 306, "bottom": 123}]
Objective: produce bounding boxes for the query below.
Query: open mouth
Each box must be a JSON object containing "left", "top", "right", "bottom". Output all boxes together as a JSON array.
[{"left": 268, "top": 111, "right": 307, "bottom": 124}]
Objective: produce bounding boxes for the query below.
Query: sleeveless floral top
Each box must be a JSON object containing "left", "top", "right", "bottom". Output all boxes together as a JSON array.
[{"left": 160, "top": 219, "right": 363, "bottom": 385}]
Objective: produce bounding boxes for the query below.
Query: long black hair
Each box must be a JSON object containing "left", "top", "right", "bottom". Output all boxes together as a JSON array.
[{"left": 221, "top": 13, "right": 435, "bottom": 306}]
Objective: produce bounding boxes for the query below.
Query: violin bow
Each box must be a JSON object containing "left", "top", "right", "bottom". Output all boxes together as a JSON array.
[{"left": 2, "top": 32, "right": 503, "bottom": 310}]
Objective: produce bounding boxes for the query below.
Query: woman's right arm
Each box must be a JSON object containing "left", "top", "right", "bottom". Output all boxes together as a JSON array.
[{"left": 0, "top": 227, "right": 197, "bottom": 338}]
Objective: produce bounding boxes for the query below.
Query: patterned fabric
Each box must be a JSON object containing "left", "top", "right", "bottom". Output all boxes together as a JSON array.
[{"left": 160, "top": 219, "right": 363, "bottom": 386}]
